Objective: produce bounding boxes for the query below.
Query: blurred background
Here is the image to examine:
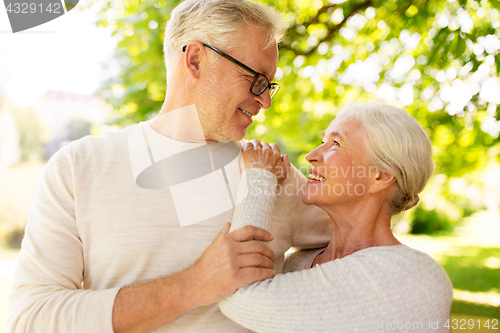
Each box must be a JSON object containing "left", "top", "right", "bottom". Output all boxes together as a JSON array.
[{"left": 0, "top": 0, "right": 499, "bottom": 330}]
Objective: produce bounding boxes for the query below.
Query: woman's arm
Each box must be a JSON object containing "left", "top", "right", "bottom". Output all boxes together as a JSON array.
[
  {"left": 219, "top": 263, "right": 335, "bottom": 333},
  {"left": 230, "top": 139, "right": 287, "bottom": 232},
  {"left": 230, "top": 167, "right": 277, "bottom": 232},
  {"left": 219, "top": 246, "right": 453, "bottom": 333}
]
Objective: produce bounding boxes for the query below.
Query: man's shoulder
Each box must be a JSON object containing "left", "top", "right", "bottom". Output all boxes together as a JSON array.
[
  {"left": 71, "top": 123, "right": 140, "bottom": 150},
  {"left": 49, "top": 122, "right": 143, "bottom": 173},
  {"left": 65, "top": 123, "right": 141, "bottom": 159}
]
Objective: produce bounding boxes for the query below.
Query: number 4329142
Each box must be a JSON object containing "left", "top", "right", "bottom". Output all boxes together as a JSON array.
[
  {"left": 444, "top": 319, "right": 498, "bottom": 330},
  {"left": 5, "top": 2, "right": 62, "bottom": 14}
]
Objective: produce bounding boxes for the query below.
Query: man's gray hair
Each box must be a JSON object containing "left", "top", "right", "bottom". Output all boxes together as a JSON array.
[{"left": 163, "top": 0, "right": 286, "bottom": 74}]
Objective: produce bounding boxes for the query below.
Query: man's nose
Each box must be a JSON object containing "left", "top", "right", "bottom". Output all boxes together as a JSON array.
[{"left": 254, "top": 89, "right": 272, "bottom": 109}]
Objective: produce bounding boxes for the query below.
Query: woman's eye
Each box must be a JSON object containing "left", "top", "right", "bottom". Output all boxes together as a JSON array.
[{"left": 321, "top": 140, "right": 339, "bottom": 147}]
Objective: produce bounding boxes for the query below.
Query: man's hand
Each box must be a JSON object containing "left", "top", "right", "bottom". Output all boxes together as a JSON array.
[
  {"left": 187, "top": 222, "right": 276, "bottom": 307},
  {"left": 112, "top": 223, "right": 275, "bottom": 333},
  {"left": 241, "top": 139, "right": 291, "bottom": 184}
]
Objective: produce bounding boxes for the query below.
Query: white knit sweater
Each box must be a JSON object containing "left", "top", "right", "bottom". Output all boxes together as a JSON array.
[
  {"left": 220, "top": 169, "right": 453, "bottom": 333},
  {"left": 8, "top": 122, "right": 333, "bottom": 333}
]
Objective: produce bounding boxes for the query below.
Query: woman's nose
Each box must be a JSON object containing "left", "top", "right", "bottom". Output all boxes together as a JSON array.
[{"left": 305, "top": 147, "right": 323, "bottom": 164}]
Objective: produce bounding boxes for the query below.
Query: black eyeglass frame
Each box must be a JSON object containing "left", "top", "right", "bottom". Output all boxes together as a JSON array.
[{"left": 182, "top": 43, "right": 280, "bottom": 99}]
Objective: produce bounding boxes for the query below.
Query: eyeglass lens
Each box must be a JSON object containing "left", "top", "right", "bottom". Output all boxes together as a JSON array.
[{"left": 251, "top": 74, "right": 268, "bottom": 95}]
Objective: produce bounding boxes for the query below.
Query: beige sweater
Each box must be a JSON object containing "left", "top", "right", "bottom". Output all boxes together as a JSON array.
[
  {"left": 220, "top": 169, "right": 453, "bottom": 333},
  {"left": 8, "top": 121, "right": 331, "bottom": 333}
]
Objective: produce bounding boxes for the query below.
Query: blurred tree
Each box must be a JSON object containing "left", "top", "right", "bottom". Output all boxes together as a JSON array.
[
  {"left": 91, "top": 0, "right": 500, "bottom": 232},
  {"left": 67, "top": 118, "right": 93, "bottom": 141},
  {"left": 13, "top": 108, "right": 50, "bottom": 162},
  {"left": 0, "top": 94, "right": 21, "bottom": 170}
]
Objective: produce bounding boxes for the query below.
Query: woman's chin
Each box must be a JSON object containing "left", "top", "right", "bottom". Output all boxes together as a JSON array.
[{"left": 301, "top": 193, "right": 318, "bottom": 206}]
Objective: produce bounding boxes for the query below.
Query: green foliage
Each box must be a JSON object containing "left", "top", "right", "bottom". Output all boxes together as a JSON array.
[
  {"left": 0, "top": 162, "right": 46, "bottom": 248},
  {"left": 411, "top": 205, "right": 458, "bottom": 234},
  {"left": 13, "top": 108, "right": 50, "bottom": 162},
  {"left": 442, "top": 246, "right": 500, "bottom": 293},
  {"left": 451, "top": 301, "right": 500, "bottom": 319},
  {"left": 408, "top": 171, "right": 487, "bottom": 234},
  {"left": 90, "top": 0, "right": 500, "bottom": 233},
  {"left": 440, "top": 246, "right": 500, "bottom": 318},
  {"left": 4, "top": 225, "right": 24, "bottom": 248},
  {"left": 92, "top": 0, "right": 176, "bottom": 127},
  {"left": 67, "top": 118, "right": 93, "bottom": 141}
]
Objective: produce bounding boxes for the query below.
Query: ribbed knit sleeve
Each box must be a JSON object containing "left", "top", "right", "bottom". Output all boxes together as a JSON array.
[
  {"left": 7, "top": 144, "right": 120, "bottom": 333},
  {"left": 230, "top": 168, "right": 278, "bottom": 232},
  {"left": 220, "top": 245, "right": 453, "bottom": 333}
]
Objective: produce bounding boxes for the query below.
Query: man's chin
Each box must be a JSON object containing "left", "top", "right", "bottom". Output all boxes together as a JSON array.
[
  {"left": 209, "top": 129, "right": 247, "bottom": 143},
  {"left": 233, "top": 131, "right": 247, "bottom": 142}
]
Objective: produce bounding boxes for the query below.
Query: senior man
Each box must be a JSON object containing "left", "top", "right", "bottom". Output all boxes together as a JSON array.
[{"left": 8, "top": 0, "right": 330, "bottom": 332}]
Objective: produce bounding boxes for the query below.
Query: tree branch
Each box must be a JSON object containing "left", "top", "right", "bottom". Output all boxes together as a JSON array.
[{"left": 280, "top": 0, "right": 374, "bottom": 56}]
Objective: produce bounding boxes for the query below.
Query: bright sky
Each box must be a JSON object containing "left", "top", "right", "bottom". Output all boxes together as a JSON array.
[{"left": 0, "top": 0, "right": 117, "bottom": 107}]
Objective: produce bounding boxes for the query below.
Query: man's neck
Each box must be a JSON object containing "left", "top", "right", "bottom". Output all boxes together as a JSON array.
[{"left": 149, "top": 101, "right": 210, "bottom": 143}]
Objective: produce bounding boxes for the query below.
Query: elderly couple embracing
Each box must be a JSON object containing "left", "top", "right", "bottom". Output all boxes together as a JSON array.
[{"left": 8, "top": 0, "right": 452, "bottom": 332}]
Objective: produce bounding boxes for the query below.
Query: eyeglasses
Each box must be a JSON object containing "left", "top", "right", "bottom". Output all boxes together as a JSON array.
[{"left": 182, "top": 43, "right": 280, "bottom": 99}]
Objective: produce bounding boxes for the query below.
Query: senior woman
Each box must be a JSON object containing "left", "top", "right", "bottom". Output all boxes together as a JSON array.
[{"left": 219, "top": 102, "right": 453, "bottom": 332}]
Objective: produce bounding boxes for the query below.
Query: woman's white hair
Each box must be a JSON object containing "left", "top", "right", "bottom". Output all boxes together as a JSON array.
[
  {"left": 163, "top": 0, "right": 286, "bottom": 74},
  {"left": 337, "top": 102, "right": 434, "bottom": 214}
]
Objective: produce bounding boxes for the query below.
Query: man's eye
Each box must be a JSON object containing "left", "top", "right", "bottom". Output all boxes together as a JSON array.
[{"left": 254, "top": 76, "right": 266, "bottom": 85}]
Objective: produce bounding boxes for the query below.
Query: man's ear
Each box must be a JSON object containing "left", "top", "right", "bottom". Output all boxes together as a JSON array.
[
  {"left": 368, "top": 171, "right": 396, "bottom": 194},
  {"left": 183, "top": 42, "right": 204, "bottom": 80}
]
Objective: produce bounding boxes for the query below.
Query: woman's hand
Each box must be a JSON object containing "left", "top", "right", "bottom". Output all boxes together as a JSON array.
[{"left": 241, "top": 139, "right": 291, "bottom": 184}]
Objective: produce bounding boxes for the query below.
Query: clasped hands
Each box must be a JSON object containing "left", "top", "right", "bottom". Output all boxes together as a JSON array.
[{"left": 241, "top": 139, "right": 291, "bottom": 184}]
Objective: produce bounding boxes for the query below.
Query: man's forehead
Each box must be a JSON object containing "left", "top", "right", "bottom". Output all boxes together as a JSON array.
[
  {"left": 261, "top": 66, "right": 277, "bottom": 80},
  {"left": 237, "top": 28, "right": 279, "bottom": 78},
  {"left": 226, "top": 49, "right": 276, "bottom": 80},
  {"left": 258, "top": 47, "right": 278, "bottom": 71}
]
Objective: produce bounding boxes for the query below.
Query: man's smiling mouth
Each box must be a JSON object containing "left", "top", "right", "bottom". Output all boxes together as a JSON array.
[{"left": 239, "top": 108, "right": 253, "bottom": 118}]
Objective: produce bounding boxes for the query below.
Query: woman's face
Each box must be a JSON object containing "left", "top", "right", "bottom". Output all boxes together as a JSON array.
[{"left": 303, "top": 115, "right": 376, "bottom": 208}]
